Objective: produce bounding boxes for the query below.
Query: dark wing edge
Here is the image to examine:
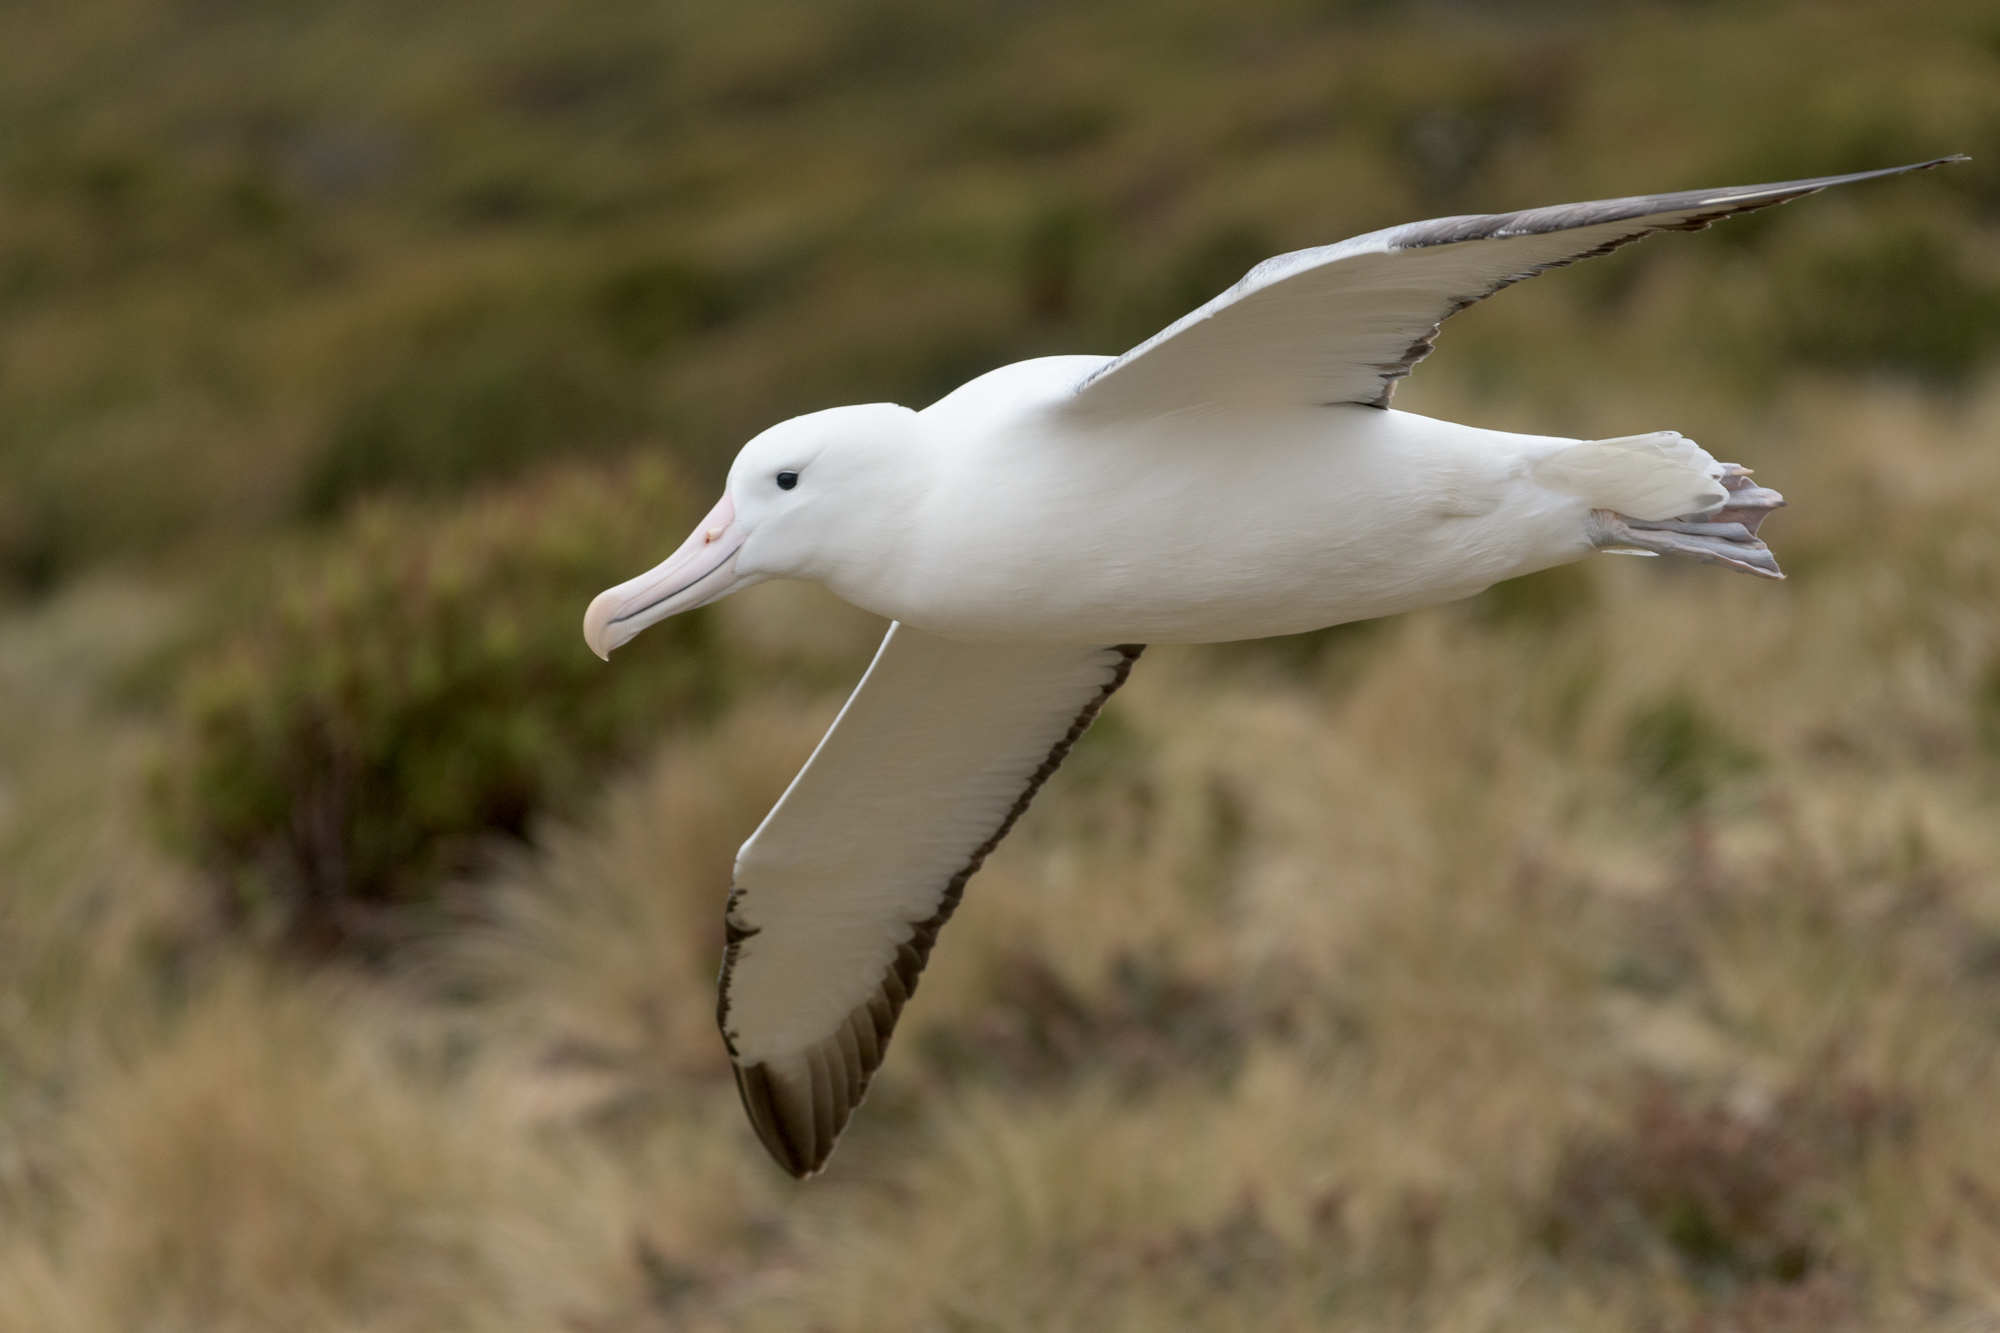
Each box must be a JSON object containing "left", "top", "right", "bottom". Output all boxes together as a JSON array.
[
  {"left": 721, "top": 643, "right": 1147, "bottom": 1179},
  {"left": 1361, "top": 157, "right": 1968, "bottom": 405},
  {"left": 1069, "top": 156, "right": 1968, "bottom": 413}
]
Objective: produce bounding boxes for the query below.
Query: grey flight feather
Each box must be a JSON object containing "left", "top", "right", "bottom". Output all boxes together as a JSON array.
[{"left": 1066, "top": 157, "right": 1967, "bottom": 418}]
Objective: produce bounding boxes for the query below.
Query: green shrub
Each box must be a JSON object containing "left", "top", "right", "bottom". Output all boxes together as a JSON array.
[{"left": 162, "top": 457, "right": 726, "bottom": 953}]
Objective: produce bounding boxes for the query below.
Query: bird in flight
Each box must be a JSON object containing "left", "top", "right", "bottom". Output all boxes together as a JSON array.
[{"left": 585, "top": 157, "right": 1963, "bottom": 1178}]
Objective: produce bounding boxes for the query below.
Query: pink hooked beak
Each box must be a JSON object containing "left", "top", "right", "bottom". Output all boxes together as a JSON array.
[{"left": 584, "top": 493, "right": 749, "bottom": 659}]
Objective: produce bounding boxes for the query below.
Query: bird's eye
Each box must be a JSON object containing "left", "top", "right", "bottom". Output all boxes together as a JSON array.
[{"left": 776, "top": 471, "right": 798, "bottom": 491}]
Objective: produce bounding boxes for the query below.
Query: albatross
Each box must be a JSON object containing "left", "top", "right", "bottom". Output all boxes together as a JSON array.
[{"left": 584, "top": 157, "right": 1962, "bottom": 1178}]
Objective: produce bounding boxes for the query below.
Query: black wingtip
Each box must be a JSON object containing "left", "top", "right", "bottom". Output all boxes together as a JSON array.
[
  {"left": 1695, "top": 155, "right": 1967, "bottom": 212},
  {"left": 734, "top": 1060, "right": 821, "bottom": 1179},
  {"left": 1844, "top": 155, "right": 1968, "bottom": 182},
  {"left": 1888, "top": 154, "right": 1968, "bottom": 173},
  {"left": 731, "top": 997, "right": 906, "bottom": 1179}
]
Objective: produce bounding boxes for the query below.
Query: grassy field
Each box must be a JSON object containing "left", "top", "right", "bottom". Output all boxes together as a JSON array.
[{"left": 2, "top": 1, "right": 1999, "bottom": 1329}]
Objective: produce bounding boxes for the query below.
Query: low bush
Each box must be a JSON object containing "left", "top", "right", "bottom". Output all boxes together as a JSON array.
[
  {"left": 161, "top": 457, "right": 726, "bottom": 954},
  {"left": 1539, "top": 1072, "right": 1913, "bottom": 1299}
]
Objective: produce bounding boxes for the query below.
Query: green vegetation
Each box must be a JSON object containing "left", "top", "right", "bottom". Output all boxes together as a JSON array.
[
  {"left": 1, "top": 0, "right": 1998, "bottom": 1329},
  {"left": 160, "top": 460, "right": 722, "bottom": 951},
  {"left": 1773, "top": 224, "right": 2000, "bottom": 384},
  {"left": 3, "top": 0, "right": 1996, "bottom": 586}
]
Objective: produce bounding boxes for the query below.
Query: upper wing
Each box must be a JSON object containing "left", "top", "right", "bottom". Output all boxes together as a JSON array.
[
  {"left": 718, "top": 623, "right": 1143, "bottom": 1177},
  {"left": 1065, "top": 158, "right": 1965, "bottom": 420}
]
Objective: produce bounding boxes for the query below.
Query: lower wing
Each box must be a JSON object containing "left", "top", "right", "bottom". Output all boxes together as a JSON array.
[{"left": 717, "top": 623, "right": 1143, "bottom": 1176}]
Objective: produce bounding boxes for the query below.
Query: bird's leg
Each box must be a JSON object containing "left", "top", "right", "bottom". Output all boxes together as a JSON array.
[{"left": 1587, "top": 466, "right": 1787, "bottom": 580}]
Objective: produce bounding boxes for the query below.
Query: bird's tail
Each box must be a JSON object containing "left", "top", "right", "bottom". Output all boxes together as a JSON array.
[
  {"left": 1535, "top": 431, "right": 1727, "bottom": 520},
  {"left": 1537, "top": 431, "right": 1787, "bottom": 580}
]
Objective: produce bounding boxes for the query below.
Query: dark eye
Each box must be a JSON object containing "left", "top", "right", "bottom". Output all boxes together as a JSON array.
[{"left": 776, "top": 471, "right": 798, "bottom": 491}]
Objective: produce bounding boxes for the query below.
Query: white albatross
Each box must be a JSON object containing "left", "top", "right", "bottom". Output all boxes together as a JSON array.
[{"left": 584, "top": 157, "right": 1962, "bottom": 1177}]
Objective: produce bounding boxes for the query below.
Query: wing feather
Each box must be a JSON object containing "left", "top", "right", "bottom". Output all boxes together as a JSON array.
[
  {"left": 1065, "top": 158, "right": 1964, "bottom": 419},
  {"left": 718, "top": 623, "right": 1144, "bottom": 1176}
]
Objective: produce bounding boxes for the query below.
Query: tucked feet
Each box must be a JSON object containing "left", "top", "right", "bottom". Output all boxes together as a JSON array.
[{"left": 1589, "top": 465, "right": 1787, "bottom": 580}]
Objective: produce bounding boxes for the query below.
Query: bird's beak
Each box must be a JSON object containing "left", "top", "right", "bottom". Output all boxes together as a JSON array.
[{"left": 584, "top": 493, "right": 749, "bottom": 659}]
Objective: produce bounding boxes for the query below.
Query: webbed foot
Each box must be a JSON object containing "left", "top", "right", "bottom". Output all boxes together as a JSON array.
[{"left": 1589, "top": 466, "right": 1786, "bottom": 580}]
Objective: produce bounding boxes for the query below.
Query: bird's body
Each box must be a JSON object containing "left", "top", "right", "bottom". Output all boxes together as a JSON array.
[
  {"left": 822, "top": 356, "right": 1594, "bottom": 644},
  {"left": 581, "top": 157, "right": 1964, "bottom": 1178}
]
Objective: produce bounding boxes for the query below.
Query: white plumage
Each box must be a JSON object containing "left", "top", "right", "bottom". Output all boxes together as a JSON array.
[{"left": 582, "top": 157, "right": 1960, "bottom": 1177}]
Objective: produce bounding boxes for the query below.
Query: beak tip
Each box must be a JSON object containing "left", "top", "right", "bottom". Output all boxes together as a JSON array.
[
  {"left": 583, "top": 591, "right": 619, "bottom": 662},
  {"left": 585, "top": 491, "right": 742, "bottom": 661}
]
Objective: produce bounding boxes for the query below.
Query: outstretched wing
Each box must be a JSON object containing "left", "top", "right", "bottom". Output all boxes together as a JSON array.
[
  {"left": 1065, "top": 158, "right": 1964, "bottom": 419},
  {"left": 718, "top": 623, "right": 1143, "bottom": 1177}
]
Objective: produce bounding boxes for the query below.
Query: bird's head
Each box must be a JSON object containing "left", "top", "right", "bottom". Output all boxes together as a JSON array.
[{"left": 584, "top": 402, "right": 920, "bottom": 659}]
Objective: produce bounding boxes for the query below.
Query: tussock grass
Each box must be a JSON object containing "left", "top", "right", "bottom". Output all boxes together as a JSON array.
[
  {"left": 3, "top": 2, "right": 1999, "bottom": 1326},
  {"left": 7, "top": 381, "right": 1997, "bottom": 1329}
]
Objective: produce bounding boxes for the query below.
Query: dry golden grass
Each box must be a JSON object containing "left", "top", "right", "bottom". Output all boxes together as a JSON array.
[
  {"left": 4, "top": 379, "right": 2000, "bottom": 1329},
  {"left": 4, "top": 3, "right": 1998, "bottom": 1326}
]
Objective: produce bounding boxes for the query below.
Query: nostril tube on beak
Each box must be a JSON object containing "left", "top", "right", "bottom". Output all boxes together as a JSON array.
[{"left": 584, "top": 492, "right": 745, "bottom": 661}]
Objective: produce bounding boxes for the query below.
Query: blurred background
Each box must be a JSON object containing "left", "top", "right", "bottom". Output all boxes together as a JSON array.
[{"left": 2, "top": 0, "right": 1998, "bottom": 1328}]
